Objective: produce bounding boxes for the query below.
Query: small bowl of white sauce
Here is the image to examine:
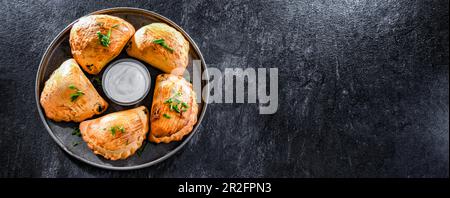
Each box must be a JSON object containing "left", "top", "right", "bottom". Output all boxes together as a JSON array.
[{"left": 102, "top": 58, "right": 151, "bottom": 106}]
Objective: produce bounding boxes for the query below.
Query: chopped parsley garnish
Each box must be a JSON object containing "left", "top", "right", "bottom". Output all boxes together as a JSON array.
[
  {"left": 164, "top": 98, "right": 173, "bottom": 104},
  {"left": 70, "top": 90, "right": 84, "bottom": 102},
  {"left": 173, "top": 105, "right": 180, "bottom": 113},
  {"left": 163, "top": 113, "right": 171, "bottom": 119},
  {"left": 181, "top": 102, "right": 189, "bottom": 108},
  {"left": 97, "top": 30, "right": 111, "bottom": 47},
  {"left": 97, "top": 24, "right": 119, "bottom": 47},
  {"left": 164, "top": 92, "right": 189, "bottom": 114},
  {"left": 152, "top": 38, "right": 174, "bottom": 53},
  {"left": 110, "top": 125, "right": 125, "bottom": 136},
  {"left": 68, "top": 85, "right": 84, "bottom": 102}
]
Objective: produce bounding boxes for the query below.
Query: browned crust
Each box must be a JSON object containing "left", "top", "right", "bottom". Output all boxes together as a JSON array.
[
  {"left": 126, "top": 23, "right": 189, "bottom": 76},
  {"left": 70, "top": 14, "right": 135, "bottom": 74},
  {"left": 39, "top": 59, "right": 108, "bottom": 122},
  {"left": 79, "top": 106, "right": 149, "bottom": 160},
  {"left": 149, "top": 74, "right": 198, "bottom": 143}
]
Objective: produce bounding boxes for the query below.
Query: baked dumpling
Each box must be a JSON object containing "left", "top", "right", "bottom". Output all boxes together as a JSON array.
[
  {"left": 70, "top": 14, "right": 135, "bottom": 74},
  {"left": 126, "top": 23, "right": 189, "bottom": 76},
  {"left": 150, "top": 74, "right": 198, "bottom": 143},
  {"left": 79, "top": 106, "right": 149, "bottom": 160},
  {"left": 40, "top": 59, "right": 108, "bottom": 122}
]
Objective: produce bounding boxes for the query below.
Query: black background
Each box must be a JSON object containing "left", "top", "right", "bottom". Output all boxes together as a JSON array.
[{"left": 0, "top": 0, "right": 448, "bottom": 177}]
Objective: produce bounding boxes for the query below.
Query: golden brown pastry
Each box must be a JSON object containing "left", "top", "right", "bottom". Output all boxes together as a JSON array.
[
  {"left": 70, "top": 14, "right": 135, "bottom": 74},
  {"left": 40, "top": 59, "right": 108, "bottom": 122},
  {"left": 150, "top": 74, "right": 198, "bottom": 143},
  {"left": 126, "top": 23, "right": 189, "bottom": 76},
  {"left": 79, "top": 106, "right": 149, "bottom": 160}
]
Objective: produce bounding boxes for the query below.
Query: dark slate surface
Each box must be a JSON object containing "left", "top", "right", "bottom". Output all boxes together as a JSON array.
[{"left": 0, "top": 0, "right": 448, "bottom": 178}]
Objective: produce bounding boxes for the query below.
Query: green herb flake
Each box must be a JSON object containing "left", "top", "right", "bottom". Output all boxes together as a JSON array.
[
  {"left": 70, "top": 90, "right": 84, "bottom": 102},
  {"left": 163, "top": 92, "right": 190, "bottom": 114},
  {"left": 72, "top": 127, "right": 81, "bottom": 137},
  {"left": 92, "top": 76, "right": 102, "bottom": 87},
  {"left": 97, "top": 30, "right": 111, "bottom": 47},
  {"left": 164, "top": 98, "right": 173, "bottom": 104},
  {"left": 97, "top": 25, "right": 117, "bottom": 47},
  {"left": 72, "top": 141, "right": 81, "bottom": 147},
  {"left": 163, "top": 113, "right": 171, "bottom": 119},
  {"left": 152, "top": 38, "right": 174, "bottom": 53},
  {"left": 110, "top": 125, "right": 125, "bottom": 136},
  {"left": 181, "top": 102, "right": 189, "bottom": 108},
  {"left": 136, "top": 141, "right": 147, "bottom": 157},
  {"left": 173, "top": 105, "right": 180, "bottom": 113},
  {"left": 118, "top": 126, "right": 125, "bottom": 133},
  {"left": 69, "top": 85, "right": 84, "bottom": 102},
  {"left": 110, "top": 127, "right": 116, "bottom": 136}
]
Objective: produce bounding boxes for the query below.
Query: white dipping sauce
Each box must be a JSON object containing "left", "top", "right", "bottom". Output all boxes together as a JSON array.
[{"left": 103, "top": 59, "right": 150, "bottom": 105}]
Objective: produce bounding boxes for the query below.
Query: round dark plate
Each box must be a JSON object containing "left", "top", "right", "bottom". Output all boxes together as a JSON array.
[{"left": 35, "top": 7, "right": 208, "bottom": 170}]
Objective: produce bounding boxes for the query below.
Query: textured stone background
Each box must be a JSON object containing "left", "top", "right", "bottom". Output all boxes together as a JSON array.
[{"left": 0, "top": 0, "right": 448, "bottom": 177}]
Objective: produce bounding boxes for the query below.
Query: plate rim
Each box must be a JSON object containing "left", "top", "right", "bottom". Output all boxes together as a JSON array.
[{"left": 34, "top": 7, "right": 209, "bottom": 171}]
